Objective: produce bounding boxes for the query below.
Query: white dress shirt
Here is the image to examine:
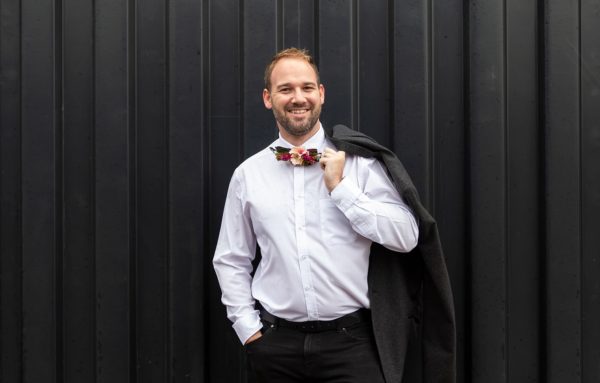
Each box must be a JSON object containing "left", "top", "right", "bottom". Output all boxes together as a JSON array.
[{"left": 213, "top": 126, "right": 419, "bottom": 344}]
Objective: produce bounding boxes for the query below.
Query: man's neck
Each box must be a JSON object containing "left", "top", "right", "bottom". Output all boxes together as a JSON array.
[{"left": 279, "top": 123, "right": 321, "bottom": 146}]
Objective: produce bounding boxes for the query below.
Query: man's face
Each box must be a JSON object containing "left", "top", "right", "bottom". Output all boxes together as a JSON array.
[{"left": 263, "top": 58, "right": 325, "bottom": 139}]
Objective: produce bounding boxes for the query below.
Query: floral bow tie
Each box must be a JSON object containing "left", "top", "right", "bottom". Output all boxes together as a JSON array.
[{"left": 270, "top": 146, "right": 321, "bottom": 166}]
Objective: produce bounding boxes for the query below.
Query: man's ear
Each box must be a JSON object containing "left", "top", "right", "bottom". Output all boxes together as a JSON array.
[{"left": 262, "top": 89, "right": 272, "bottom": 109}]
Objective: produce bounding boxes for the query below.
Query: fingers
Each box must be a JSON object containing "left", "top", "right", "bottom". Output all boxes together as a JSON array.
[
  {"left": 322, "top": 148, "right": 344, "bottom": 155},
  {"left": 320, "top": 149, "right": 346, "bottom": 192},
  {"left": 321, "top": 148, "right": 344, "bottom": 160},
  {"left": 320, "top": 148, "right": 345, "bottom": 170}
]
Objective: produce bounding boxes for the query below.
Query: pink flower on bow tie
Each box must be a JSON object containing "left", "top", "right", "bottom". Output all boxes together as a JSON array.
[{"left": 270, "top": 146, "right": 321, "bottom": 166}]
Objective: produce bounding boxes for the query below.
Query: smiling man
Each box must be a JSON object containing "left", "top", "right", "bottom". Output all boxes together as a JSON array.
[
  {"left": 213, "top": 48, "right": 455, "bottom": 383},
  {"left": 263, "top": 55, "right": 323, "bottom": 140}
]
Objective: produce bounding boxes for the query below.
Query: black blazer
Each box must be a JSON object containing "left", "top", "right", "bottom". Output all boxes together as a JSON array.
[{"left": 325, "top": 124, "right": 456, "bottom": 383}]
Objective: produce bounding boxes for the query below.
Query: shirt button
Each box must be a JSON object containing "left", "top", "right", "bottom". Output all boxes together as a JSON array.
[{"left": 304, "top": 286, "right": 310, "bottom": 291}]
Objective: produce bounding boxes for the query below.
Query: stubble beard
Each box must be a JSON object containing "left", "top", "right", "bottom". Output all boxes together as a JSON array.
[{"left": 273, "top": 104, "right": 321, "bottom": 137}]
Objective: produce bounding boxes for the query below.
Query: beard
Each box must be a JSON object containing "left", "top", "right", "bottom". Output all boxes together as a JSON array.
[{"left": 272, "top": 103, "right": 321, "bottom": 137}]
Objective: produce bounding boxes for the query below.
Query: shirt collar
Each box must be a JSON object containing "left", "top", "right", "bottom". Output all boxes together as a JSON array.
[{"left": 277, "top": 123, "right": 326, "bottom": 151}]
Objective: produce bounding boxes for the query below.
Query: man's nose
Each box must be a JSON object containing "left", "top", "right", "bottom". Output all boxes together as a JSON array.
[{"left": 291, "top": 88, "right": 307, "bottom": 103}]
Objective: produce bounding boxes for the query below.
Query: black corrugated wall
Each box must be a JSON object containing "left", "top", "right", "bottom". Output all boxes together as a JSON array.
[{"left": 1, "top": 0, "right": 598, "bottom": 382}]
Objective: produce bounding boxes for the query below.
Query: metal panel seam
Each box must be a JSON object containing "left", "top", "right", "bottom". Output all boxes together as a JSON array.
[
  {"left": 577, "top": 0, "right": 583, "bottom": 379},
  {"left": 503, "top": 0, "right": 510, "bottom": 380},
  {"left": 127, "top": 0, "right": 138, "bottom": 380},
  {"left": 352, "top": 0, "right": 359, "bottom": 131},
  {"left": 90, "top": 0, "right": 98, "bottom": 378},
  {"left": 164, "top": 0, "right": 171, "bottom": 380},
  {"left": 55, "top": 0, "right": 65, "bottom": 379}
]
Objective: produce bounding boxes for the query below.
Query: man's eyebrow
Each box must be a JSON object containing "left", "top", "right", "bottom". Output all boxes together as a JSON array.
[{"left": 275, "top": 82, "right": 317, "bottom": 89}]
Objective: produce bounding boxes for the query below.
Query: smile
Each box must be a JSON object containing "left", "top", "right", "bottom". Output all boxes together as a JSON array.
[{"left": 288, "top": 109, "right": 309, "bottom": 114}]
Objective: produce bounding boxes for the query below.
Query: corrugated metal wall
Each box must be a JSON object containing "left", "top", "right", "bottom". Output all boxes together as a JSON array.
[{"left": 1, "top": 0, "right": 598, "bottom": 382}]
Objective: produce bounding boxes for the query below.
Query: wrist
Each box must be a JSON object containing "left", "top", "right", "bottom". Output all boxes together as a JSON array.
[{"left": 327, "top": 176, "right": 344, "bottom": 193}]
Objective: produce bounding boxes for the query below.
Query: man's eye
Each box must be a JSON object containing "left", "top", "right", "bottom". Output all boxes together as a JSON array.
[{"left": 279, "top": 88, "right": 291, "bottom": 93}]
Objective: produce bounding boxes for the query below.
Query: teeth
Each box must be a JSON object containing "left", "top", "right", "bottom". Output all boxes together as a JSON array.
[{"left": 290, "top": 109, "right": 308, "bottom": 114}]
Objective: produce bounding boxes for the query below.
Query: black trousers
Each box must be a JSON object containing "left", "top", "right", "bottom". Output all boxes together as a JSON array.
[{"left": 245, "top": 312, "right": 386, "bottom": 383}]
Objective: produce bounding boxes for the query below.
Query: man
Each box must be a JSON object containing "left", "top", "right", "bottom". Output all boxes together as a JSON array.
[{"left": 213, "top": 48, "right": 455, "bottom": 382}]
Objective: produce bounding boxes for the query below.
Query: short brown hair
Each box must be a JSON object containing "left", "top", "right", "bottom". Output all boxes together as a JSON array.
[{"left": 264, "top": 47, "right": 320, "bottom": 91}]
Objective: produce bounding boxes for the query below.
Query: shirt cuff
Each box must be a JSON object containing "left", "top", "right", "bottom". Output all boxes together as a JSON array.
[
  {"left": 329, "top": 176, "right": 361, "bottom": 212},
  {"left": 232, "top": 310, "right": 262, "bottom": 344}
]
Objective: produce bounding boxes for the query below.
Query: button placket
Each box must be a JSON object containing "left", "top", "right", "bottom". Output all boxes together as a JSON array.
[{"left": 293, "top": 166, "right": 318, "bottom": 320}]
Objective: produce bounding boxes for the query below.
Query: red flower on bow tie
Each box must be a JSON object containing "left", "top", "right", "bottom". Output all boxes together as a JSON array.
[{"left": 270, "top": 146, "right": 321, "bottom": 166}]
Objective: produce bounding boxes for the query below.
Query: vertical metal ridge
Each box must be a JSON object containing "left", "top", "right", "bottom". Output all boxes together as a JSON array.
[
  {"left": 313, "top": 0, "right": 319, "bottom": 65},
  {"left": 427, "top": 0, "right": 435, "bottom": 213},
  {"left": 127, "top": 0, "right": 138, "bottom": 380},
  {"left": 577, "top": 0, "right": 583, "bottom": 379},
  {"left": 18, "top": 0, "right": 25, "bottom": 379},
  {"left": 352, "top": 0, "right": 359, "bottom": 131},
  {"left": 387, "top": 0, "right": 394, "bottom": 150},
  {"left": 164, "top": 0, "right": 171, "bottom": 380},
  {"left": 280, "top": 0, "right": 284, "bottom": 48},
  {"left": 276, "top": 0, "right": 283, "bottom": 50},
  {"left": 202, "top": 1, "right": 211, "bottom": 380},
  {"left": 239, "top": 0, "right": 245, "bottom": 155},
  {"left": 13, "top": 1, "right": 22, "bottom": 382},
  {"left": 54, "top": 0, "right": 65, "bottom": 380},
  {"left": 462, "top": 0, "right": 473, "bottom": 379},
  {"left": 503, "top": 0, "right": 510, "bottom": 380},
  {"left": 296, "top": 0, "right": 301, "bottom": 47},
  {"left": 204, "top": 0, "right": 212, "bottom": 219},
  {"left": 536, "top": 0, "right": 547, "bottom": 379},
  {"left": 90, "top": 0, "right": 98, "bottom": 380}
]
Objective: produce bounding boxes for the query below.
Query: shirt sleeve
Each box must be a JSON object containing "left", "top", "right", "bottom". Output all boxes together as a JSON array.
[
  {"left": 329, "top": 157, "right": 419, "bottom": 252},
  {"left": 212, "top": 169, "right": 262, "bottom": 344}
]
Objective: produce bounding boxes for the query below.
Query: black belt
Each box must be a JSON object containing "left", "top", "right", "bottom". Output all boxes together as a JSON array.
[{"left": 259, "top": 309, "right": 371, "bottom": 333}]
